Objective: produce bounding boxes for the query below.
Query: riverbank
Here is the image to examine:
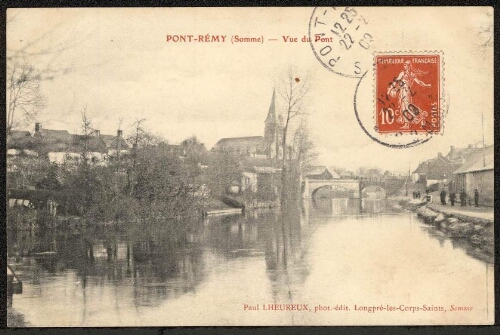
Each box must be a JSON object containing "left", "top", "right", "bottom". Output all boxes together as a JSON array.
[{"left": 397, "top": 197, "right": 494, "bottom": 263}]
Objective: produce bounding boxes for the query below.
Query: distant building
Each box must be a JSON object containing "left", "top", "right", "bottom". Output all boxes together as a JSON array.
[
  {"left": 9, "top": 123, "right": 129, "bottom": 166},
  {"left": 412, "top": 152, "right": 459, "bottom": 187},
  {"left": 70, "top": 133, "right": 108, "bottom": 165},
  {"left": 101, "top": 129, "right": 129, "bottom": 159},
  {"left": 364, "top": 168, "right": 383, "bottom": 183},
  {"left": 453, "top": 145, "right": 493, "bottom": 206},
  {"left": 446, "top": 144, "right": 481, "bottom": 165},
  {"left": 212, "top": 90, "right": 283, "bottom": 161},
  {"left": 237, "top": 156, "right": 281, "bottom": 198},
  {"left": 212, "top": 136, "right": 267, "bottom": 157},
  {"left": 7, "top": 130, "right": 38, "bottom": 162}
]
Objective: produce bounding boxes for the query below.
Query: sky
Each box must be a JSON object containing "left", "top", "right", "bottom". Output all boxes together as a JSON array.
[{"left": 6, "top": 7, "right": 494, "bottom": 174}]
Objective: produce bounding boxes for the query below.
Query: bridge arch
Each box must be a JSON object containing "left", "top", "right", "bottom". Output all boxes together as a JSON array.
[
  {"left": 303, "top": 179, "right": 360, "bottom": 199},
  {"left": 360, "top": 185, "right": 387, "bottom": 199},
  {"left": 311, "top": 185, "right": 332, "bottom": 198}
]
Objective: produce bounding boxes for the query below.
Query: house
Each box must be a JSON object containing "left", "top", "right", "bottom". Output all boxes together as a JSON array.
[
  {"left": 101, "top": 130, "right": 129, "bottom": 159},
  {"left": 238, "top": 156, "right": 281, "bottom": 198},
  {"left": 453, "top": 145, "right": 493, "bottom": 206},
  {"left": 7, "top": 130, "right": 37, "bottom": 169},
  {"left": 7, "top": 130, "right": 33, "bottom": 153},
  {"left": 32, "top": 123, "right": 73, "bottom": 156},
  {"left": 446, "top": 144, "right": 481, "bottom": 165},
  {"left": 412, "top": 152, "right": 459, "bottom": 187},
  {"left": 70, "top": 134, "right": 108, "bottom": 165},
  {"left": 30, "top": 123, "right": 123, "bottom": 165}
]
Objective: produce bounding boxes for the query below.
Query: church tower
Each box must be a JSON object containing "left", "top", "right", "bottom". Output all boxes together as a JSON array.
[{"left": 264, "top": 89, "right": 277, "bottom": 159}]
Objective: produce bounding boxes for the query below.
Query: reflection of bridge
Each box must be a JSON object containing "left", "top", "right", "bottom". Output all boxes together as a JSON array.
[{"left": 303, "top": 178, "right": 393, "bottom": 199}]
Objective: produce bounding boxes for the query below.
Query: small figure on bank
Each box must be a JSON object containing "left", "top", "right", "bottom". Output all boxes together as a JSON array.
[
  {"left": 426, "top": 189, "right": 430, "bottom": 195},
  {"left": 449, "top": 192, "right": 456, "bottom": 206},
  {"left": 440, "top": 188, "right": 447, "bottom": 205},
  {"left": 474, "top": 188, "right": 479, "bottom": 207},
  {"left": 417, "top": 191, "right": 421, "bottom": 199},
  {"left": 460, "top": 189, "right": 467, "bottom": 207}
]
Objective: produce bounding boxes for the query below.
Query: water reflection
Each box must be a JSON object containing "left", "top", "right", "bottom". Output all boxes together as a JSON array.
[
  {"left": 7, "top": 197, "right": 493, "bottom": 326},
  {"left": 304, "top": 198, "right": 388, "bottom": 223}
]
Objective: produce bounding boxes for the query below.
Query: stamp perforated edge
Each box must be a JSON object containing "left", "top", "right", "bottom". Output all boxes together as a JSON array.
[{"left": 371, "top": 50, "right": 446, "bottom": 138}]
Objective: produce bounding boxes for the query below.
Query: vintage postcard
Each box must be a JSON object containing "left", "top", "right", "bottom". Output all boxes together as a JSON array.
[{"left": 6, "top": 7, "right": 494, "bottom": 326}]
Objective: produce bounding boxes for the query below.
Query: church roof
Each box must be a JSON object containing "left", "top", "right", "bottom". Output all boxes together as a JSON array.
[{"left": 212, "top": 136, "right": 266, "bottom": 150}]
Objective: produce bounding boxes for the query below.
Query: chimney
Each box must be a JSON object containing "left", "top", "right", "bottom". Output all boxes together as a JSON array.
[
  {"left": 35, "top": 123, "right": 42, "bottom": 133},
  {"left": 94, "top": 129, "right": 100, "bottom": 137},
  {"left": 117, "top": 129, "right": 123, "bottom": 137},
  {"left": 438, "top": 152, "right": 443, "bottom": 158},
  {"left": 450, "top": 145, "right": 455, "bottom": 153}
]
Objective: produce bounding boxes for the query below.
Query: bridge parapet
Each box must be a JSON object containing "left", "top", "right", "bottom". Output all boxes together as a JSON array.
[{"left": 303, "top": 178, "right": 360, "bottom": 199}]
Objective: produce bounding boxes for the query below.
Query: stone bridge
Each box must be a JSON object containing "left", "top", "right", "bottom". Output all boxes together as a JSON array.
[{"left": 303, "top": 178, "right": 399, "bottom": 199}]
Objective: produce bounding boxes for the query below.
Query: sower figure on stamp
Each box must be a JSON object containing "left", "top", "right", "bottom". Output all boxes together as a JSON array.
[
  {"left": 474, "top": 188, "right": 479, "bottom": 207},
  {"left": 440, "top": 188, "right": 447, "bottom": 205},
  {"left": 449, "top": 191, "right": 456, "bottom": 206},
  {"left": 460, "top": 188, "right": 467, "bottom": 207},
  {"left": 387, "top": 60, "right": 431, "bottom": 129}
]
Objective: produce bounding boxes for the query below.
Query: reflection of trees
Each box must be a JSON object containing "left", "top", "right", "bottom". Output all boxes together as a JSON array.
[
  {"left": 10, "top": 218, "right": 209, "bottom": 308},
  {"left": 264, "top": 203, "right": 310, "bottom": 302},
  {"left": 204, "top": 214, "right": 261, "bottom": 258},
  {"left": 128, "top": 220, "right": 206, "bottom": 307}
]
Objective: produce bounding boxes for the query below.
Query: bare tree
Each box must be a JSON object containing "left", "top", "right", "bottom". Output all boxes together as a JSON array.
[
  {"left": 7, "top": 10, "right": 104, "bottom": 133},
  {"left": 276, "top": 68, "right": 311, "bottom": 206},
  {"left": 80, "top": 108, "right": 95, "bottom": 165},
  {"left": 292, "top": 119, "right": 317, "bottom": 172},
  {"left": 7, "top": 61, "right": 46, "bottom": 134}
]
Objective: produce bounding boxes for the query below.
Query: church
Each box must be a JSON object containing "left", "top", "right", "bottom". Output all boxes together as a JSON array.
[{"left": 211, "top": 90, "right": 284, "bottom": 162}]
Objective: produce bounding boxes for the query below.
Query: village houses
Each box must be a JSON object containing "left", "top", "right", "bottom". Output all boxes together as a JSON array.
[{"left": 411, "top": 144, "right": 494, "bottom": 206}]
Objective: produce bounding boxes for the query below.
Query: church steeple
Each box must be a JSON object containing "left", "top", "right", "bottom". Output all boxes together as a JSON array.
[
  {"left": 265, "top": 89, "right": 276, "bottom": 124},
  {"left": 264, "top": 89, "right": 279, "bottom": 160},
  {"left": 264, "top": 89, "right": 276, "bottom": 142}
]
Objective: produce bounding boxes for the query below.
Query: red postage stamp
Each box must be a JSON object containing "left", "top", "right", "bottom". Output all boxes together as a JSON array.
[{"left": 375, "top": 53, "right": 441, "bottom": 134}]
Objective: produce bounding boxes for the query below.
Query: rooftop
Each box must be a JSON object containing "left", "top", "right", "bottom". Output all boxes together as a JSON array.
[{"left": 453, "top": 145, "right": 493, "bottom": 174}]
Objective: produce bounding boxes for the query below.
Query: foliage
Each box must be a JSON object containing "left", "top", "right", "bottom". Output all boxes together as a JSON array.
[{"left": 205, "top": 151, "right": 242, "bottom": 196}]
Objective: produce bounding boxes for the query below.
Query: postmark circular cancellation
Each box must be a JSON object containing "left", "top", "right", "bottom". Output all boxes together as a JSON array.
[
  {"left": 309, "top": 7, "right": 447, "bottom": 148},
  {"left": 309, "top": 6, "right": 374, "bottom": 78}
]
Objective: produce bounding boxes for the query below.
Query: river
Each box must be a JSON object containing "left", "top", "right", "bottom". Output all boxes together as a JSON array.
[{"left": 7, "top": 198, "right": 494, "bottom": 326}]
